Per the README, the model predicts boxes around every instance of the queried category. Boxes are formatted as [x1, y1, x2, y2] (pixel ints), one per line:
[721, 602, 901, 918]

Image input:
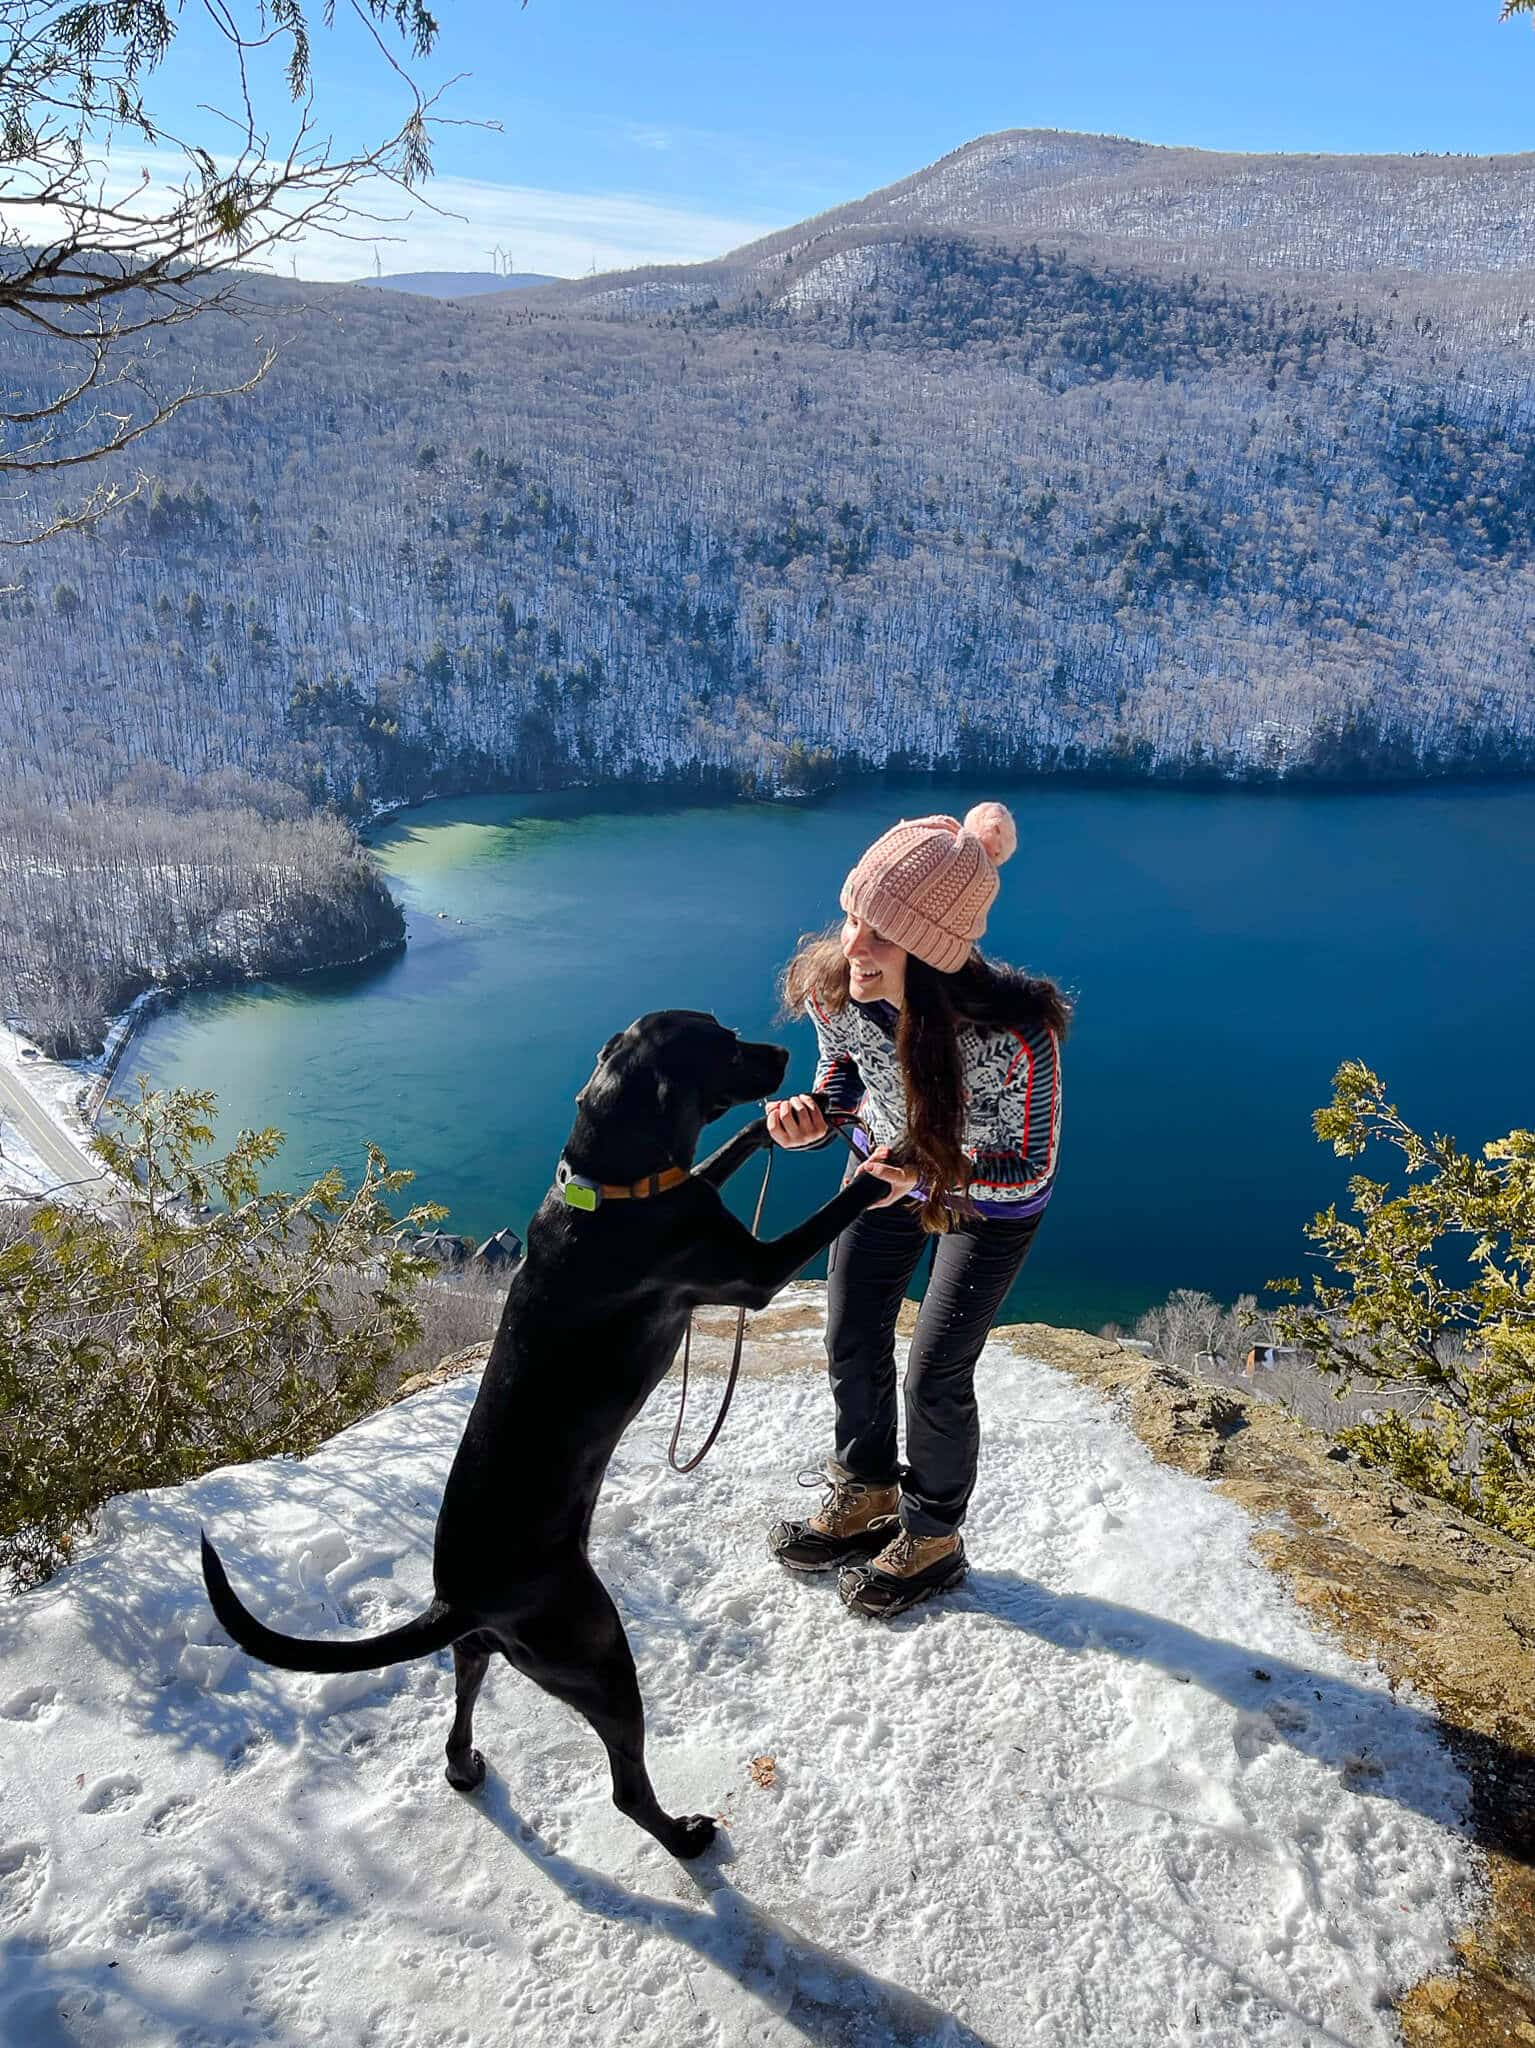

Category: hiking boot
[767, 1464, 900, 1574]
[838, 1527, 967, 1619]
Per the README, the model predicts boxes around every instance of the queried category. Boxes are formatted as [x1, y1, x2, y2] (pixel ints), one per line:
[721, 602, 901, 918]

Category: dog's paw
[665, 1813, 718, 1860]
[445, 1748, 487, 1793]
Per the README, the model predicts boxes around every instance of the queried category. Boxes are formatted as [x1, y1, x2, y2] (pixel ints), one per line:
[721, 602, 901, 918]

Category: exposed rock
[383, 1285, 833, 1402]
[387, 1341, 491, 1404]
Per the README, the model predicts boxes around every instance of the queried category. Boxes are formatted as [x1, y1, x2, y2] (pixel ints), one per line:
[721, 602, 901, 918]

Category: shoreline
[81, 987, 165, 1121]
[0, 931, 406, 1207]
[355, 763, 1535, 845]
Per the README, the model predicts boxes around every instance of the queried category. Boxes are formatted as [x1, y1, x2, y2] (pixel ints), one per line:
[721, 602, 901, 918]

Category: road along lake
[130, 779, 1535, 1332]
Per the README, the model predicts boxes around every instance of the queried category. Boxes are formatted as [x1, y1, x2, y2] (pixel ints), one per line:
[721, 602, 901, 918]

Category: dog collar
[555, 1157, 691, 1213]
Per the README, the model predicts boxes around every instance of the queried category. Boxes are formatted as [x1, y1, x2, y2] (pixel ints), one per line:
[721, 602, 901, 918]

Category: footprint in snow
[80, 1773, 143, 1815]
[143, 1793, 202, 1838]
[0, 1842, 49, 1925]
[0, 1683, 59, 1723]
[224, 1733, 271, 1773]
[298, 1530, 352, 1583]
[1230, 1697, 1313, 1764]
[1266, 1700, 1311, 1733]
[1232, 1711, 1280, 1763]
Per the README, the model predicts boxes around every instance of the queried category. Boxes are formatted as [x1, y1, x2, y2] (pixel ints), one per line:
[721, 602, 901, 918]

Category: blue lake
[130, 780, 1535, 1332]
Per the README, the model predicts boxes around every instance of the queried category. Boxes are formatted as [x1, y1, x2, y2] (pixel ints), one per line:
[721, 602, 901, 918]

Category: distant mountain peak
[503, 126, 1535, 330]
[352, 270, 566, 299]
[725, 125, 1535, 275]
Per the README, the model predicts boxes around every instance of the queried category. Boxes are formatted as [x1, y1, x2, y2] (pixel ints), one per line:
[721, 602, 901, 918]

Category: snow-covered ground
[0, 1097, 57, 1197]
[0, 1030, 92, 1191]
[0, 1034, 96, 1200]
[0, 995, 154, 1201]
[2, 1330, 1480, 2047]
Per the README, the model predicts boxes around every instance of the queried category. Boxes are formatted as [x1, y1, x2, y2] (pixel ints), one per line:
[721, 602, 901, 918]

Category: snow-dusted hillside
[13, 130, 1535, 809]
[726, 129, 1535, 277]
[532, 127, 1535, 319]
[1, 1307, 1480, 2046]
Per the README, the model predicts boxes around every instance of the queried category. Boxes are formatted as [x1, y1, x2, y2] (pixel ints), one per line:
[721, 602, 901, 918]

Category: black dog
[202, 1011, 887, 1858]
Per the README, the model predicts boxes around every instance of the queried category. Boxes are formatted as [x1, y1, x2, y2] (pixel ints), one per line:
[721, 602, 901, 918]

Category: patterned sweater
[806, 993, 1062, 1219]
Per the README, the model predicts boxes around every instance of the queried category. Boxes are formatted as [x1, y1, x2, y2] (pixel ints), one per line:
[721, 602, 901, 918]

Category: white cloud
[308, 170, 775, 281]
[622, 125, 676, 155]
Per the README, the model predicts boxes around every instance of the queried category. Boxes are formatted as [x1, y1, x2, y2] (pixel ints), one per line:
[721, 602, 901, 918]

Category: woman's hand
[856, 1145, 920, 1207]
[765, 1094, 830, 1149]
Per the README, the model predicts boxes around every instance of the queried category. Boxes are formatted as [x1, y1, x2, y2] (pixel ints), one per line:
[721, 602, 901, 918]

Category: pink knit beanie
[840, 803, 1018, 973]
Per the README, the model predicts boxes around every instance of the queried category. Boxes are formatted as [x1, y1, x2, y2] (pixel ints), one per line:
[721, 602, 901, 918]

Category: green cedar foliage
[1272, 1062, 1535, 1545]
[0, 1085, 442, 1589]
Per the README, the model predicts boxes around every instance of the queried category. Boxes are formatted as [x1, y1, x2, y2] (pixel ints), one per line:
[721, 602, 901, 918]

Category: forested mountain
[6, 127, 1535, 816]
[0, 797, 404, 1054]
[522, 126, 1535, 319]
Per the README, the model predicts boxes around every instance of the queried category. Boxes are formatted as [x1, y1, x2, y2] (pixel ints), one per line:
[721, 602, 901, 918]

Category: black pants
[825, 1198, 1041, 1539]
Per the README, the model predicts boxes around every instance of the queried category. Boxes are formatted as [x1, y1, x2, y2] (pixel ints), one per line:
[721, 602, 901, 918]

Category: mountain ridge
[5, 127, 1535, 823]
[352, 270, 565, 297]
[509, 126, 1535, 326]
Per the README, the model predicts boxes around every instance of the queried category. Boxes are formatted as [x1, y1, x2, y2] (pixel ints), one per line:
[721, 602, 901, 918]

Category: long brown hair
[780, 928, 1071, 1233]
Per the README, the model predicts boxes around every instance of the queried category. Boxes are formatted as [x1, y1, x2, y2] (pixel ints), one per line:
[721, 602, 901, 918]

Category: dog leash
[667, 1144, 775, 1472]
[666, 1103, 872, 1473]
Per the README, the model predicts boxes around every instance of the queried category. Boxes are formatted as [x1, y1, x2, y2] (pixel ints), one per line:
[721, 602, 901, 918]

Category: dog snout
[742, 1040, 789, 1097]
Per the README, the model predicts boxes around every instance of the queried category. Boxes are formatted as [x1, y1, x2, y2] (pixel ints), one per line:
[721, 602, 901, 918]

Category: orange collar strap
[555, 1158, 691, 1212]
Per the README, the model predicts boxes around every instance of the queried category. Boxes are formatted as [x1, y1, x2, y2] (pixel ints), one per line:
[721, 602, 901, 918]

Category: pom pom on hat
[962, 802, 1017, 867]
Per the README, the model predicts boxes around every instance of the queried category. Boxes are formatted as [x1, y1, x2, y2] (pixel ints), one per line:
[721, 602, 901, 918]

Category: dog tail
[201, 1532, 465, 1674]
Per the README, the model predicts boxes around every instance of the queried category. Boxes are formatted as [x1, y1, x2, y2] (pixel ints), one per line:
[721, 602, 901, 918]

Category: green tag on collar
[561, 1175, 599, 1212]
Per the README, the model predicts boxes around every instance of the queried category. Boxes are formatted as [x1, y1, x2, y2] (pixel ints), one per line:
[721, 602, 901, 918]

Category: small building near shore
[409, 1230, 473, 1267]
[473, 1228, 523, 1270]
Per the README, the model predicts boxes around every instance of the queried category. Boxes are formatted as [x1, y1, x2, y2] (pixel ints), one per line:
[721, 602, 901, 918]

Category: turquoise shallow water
[130, 780, 1535, 1331]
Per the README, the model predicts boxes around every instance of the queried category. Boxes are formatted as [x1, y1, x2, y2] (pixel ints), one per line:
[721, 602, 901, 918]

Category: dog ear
[648, 1038, 705, 1134]
[575, 1032, 627, 1110]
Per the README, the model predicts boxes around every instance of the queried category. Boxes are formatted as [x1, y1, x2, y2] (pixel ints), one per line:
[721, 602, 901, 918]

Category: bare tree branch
[0, 0, 466, 542]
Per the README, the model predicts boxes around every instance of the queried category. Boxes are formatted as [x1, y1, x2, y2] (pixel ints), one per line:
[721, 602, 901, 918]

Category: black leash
[666, 1099, 872, 1474]
[667, 1142, 774, 1472]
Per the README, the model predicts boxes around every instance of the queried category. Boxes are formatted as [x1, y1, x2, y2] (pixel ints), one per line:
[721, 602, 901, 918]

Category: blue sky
[128, 0, 1535, 277]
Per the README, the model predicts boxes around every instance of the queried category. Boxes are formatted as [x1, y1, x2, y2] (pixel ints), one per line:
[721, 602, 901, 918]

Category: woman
[764, 803, 1069, 1619]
